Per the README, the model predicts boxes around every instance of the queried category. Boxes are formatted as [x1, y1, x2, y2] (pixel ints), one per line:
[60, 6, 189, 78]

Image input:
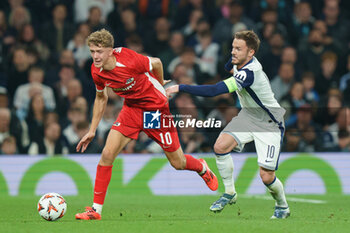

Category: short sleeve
[121, 48, 151, 74]
[233, 69, 254, 89]
[91, 70, 105, 92]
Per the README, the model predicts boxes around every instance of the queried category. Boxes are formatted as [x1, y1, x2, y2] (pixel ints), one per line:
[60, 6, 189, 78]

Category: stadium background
[0, 0, 349, 232]
[0, 0, 350, 155]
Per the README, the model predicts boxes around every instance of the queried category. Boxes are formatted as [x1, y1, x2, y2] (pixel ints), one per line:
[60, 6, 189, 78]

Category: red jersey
[91, 47, 167, 109]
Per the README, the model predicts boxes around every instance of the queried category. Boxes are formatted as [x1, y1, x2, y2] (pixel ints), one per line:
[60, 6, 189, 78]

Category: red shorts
[111, 104, 180, 152]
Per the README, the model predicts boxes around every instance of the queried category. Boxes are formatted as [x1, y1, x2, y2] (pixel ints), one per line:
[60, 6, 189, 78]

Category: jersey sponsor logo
[143, 110, 161, 129]
[112, 80, 136, 92]
[126, 77, 134, 84]
[234, 71, 247, 82]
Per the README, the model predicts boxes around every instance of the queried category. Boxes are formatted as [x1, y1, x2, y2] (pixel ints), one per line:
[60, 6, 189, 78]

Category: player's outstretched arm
[76, 89, 108, 153]
[177, 82, 231, 97]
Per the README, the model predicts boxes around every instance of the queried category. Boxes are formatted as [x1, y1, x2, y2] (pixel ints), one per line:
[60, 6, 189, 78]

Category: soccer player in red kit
[75, 29, 218, 220]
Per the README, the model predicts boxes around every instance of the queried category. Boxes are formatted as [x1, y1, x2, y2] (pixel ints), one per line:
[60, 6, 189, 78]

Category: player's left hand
[76, 132, 95, 153]
[165, 85, 179, 98]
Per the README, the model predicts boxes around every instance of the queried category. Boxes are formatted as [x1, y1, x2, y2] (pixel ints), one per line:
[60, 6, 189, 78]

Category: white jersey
[224, 57, 285, 124]
[223, 57, 285, 170]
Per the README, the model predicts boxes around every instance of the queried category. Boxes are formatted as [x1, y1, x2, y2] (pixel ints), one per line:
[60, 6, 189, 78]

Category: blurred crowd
[0, 0, 350, 156]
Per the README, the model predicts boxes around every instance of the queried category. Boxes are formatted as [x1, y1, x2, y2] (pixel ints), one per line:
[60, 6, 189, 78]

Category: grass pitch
[0, 194, 349, 233]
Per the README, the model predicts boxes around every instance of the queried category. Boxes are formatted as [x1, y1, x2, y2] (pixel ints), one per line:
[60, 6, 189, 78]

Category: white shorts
[222, 110, 285, 170]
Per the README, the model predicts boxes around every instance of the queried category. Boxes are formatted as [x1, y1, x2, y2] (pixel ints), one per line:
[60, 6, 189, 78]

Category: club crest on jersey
[126, 77, 134, 84]
[143, 110, 161, 129]
[113, 122, 121, 127]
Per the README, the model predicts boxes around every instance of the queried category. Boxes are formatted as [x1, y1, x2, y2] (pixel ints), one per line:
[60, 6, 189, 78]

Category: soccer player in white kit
[166, 30, 290, 219]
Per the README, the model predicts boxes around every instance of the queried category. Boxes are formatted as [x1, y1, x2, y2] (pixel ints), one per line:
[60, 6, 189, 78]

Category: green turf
[0, 194, 349, 233]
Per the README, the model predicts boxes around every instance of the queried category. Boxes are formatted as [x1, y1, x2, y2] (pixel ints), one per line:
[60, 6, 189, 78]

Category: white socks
[92, 203, 103, 215]
[266, 177, 288, 208]
[215, 153, 236, 195]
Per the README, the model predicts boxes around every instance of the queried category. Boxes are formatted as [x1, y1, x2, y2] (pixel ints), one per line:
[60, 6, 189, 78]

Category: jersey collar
[238, 57, 254, 71]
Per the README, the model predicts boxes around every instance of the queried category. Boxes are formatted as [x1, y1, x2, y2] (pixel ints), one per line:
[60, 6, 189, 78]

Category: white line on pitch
[241, 194, 326, 204]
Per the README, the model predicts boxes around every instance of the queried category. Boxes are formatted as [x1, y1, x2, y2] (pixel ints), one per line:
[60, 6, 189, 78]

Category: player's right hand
[165, 85, 179, 98]
[162, 79, 172, 86]
[76, 132, 95, 153]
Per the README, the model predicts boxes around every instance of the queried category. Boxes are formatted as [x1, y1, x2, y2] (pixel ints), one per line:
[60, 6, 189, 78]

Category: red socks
[184, 154, 203, 173]
[93, 156, 203, 204]
[93, 164, 113, 205]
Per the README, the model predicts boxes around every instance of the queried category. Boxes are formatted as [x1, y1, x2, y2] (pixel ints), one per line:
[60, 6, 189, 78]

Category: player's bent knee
[100, 148, 116, 166]
[214, 134, 237, 154]
[213, 142, 231, 154]
[261, 175, 274, 185]
[260, 169, 275, 184]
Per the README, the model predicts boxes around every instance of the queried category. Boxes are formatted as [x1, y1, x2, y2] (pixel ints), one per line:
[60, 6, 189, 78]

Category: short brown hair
[234, 30, 260, 55]
[86, 28, 114, 48]
[321, 51, 337, 63]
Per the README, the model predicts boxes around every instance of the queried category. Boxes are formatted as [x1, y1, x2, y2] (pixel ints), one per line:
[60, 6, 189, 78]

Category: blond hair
[234, 30, 260, 55]
[86, 29, 114, 48]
